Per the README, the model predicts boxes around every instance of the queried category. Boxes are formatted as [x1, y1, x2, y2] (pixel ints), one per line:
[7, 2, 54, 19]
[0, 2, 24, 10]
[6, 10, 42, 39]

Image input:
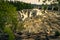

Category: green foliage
[0, 1, 18, 40]
[0, 1, 18, 29]
[4, 27, 15, 40]
[42, 4, 47, 10]
[8, 1, 34, 11]
[55, 31, 60, 36]
[0, 1, 33, 40]
[57, 0, 60, 4]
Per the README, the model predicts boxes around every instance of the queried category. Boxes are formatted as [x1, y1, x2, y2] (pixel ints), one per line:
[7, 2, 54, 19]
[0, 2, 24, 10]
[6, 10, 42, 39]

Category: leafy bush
[0, 1, 18, 40]
[4, 27, 15, 40]
[55, 31, 60, 36]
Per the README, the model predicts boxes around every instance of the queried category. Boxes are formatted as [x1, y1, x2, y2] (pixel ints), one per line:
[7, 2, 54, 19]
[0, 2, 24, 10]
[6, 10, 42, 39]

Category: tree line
[6, 1, 34, 11]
